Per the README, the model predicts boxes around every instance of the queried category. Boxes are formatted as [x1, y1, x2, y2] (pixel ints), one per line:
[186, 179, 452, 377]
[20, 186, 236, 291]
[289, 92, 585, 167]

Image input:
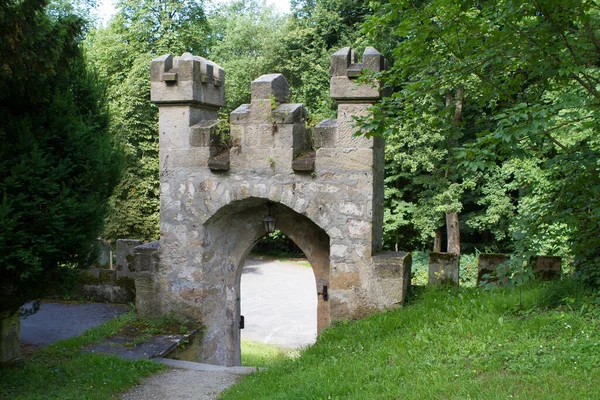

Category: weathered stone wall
[140, 48, 410, 366]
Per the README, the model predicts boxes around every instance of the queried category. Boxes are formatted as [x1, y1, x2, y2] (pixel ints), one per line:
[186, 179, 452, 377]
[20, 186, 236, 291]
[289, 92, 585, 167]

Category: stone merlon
[330, 47, 388, 102]
[150, 53, 225, 108]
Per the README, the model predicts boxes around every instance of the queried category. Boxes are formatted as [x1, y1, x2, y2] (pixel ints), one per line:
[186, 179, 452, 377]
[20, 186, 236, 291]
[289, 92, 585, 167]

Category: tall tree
[363, 0, 600, 281]
[86, 0, 209, 241]
[0, 0, 122, 317]
[206, 0, 286, 114]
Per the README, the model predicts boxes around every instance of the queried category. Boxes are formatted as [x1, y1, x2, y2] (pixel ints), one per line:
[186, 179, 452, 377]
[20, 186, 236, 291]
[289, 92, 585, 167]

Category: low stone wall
[476, 254, 562, 286]
[77, 269, 135, 304]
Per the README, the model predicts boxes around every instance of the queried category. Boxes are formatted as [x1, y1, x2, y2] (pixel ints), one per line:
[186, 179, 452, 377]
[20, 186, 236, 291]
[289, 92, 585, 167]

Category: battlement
[145, 47, 411, 367]
[229, 73, 312, 172]
[150, 53, 225, 108]
[330, 47, 387, 102]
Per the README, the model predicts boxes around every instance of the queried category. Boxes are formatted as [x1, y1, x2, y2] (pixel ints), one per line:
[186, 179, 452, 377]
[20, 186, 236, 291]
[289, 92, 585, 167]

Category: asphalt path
[20, 257, 317, 350]
[241, 257, 317, 348]
[20, 301, 128, 347]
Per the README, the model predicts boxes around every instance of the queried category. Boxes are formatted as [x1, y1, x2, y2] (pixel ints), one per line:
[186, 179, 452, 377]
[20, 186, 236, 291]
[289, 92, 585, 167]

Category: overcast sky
[97, 0, 291, 25]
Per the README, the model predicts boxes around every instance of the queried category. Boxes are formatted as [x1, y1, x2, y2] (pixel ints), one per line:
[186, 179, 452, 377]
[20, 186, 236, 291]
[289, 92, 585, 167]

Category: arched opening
[201, 197, 330, 366]
[240, 233, 317, 364]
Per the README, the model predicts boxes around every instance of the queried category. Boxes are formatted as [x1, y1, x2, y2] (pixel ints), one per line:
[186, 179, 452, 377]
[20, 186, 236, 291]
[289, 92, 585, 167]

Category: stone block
[314, 119, 337, 148]
[373, 251, 412, 307]
[208, 149, 230, 171]
[316, 148, 374, 172]
[330, 76, 382, 102]
[150, 53, 224, 107]
[92, 238, 111, 269]
[532, 256, 561, 280]
[163, 147, 211, 169]
[133, 241, 160, 273]
[230, 104, 251, 124]
[329, 47, 387, 102]
[135, 272, 162, 317]
[477, 253, 511, 286]
[272, 103, 306, 124]
[116, 239, 142, 279]
[337, 104, 374, 148]
[189, 120, 220, 147]
[230, 125, 244, 147]
[428, 252, 460, 286]
[77, 283, 135, 304]
[251, 74, 290, 103]
[249, 99, 273, 124]
[330, 47, 353, 77]
[0, 314, 20, 363]
[362, 47, 387, 73]
[292, 151, 315, 172]
[274, 124, 294, 148]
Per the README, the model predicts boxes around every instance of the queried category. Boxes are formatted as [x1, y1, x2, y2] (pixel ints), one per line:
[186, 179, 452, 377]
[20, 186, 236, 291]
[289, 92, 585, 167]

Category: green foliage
[206, 0, 286, 115]
[0, 0, 123, 317]
[281, 0, 372, 121]
[252, 230, 303, 258]
[85, 0, 210, 242]
[222, 285, 600, 399]
[362, 0, 600, 281]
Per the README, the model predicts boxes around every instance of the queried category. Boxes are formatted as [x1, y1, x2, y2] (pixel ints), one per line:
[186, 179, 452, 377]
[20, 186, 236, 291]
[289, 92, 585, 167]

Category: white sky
[97, 0, 291, 25]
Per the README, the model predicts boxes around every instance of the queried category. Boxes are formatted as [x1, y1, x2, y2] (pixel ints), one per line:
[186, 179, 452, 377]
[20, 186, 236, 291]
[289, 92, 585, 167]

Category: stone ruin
[132, 47, 412, 366]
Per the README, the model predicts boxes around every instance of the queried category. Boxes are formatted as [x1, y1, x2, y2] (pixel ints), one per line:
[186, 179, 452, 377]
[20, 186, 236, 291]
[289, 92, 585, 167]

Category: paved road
[241, 257, 317, 348]
[21, 257, 317, 350]
[21, 301, 128, 346]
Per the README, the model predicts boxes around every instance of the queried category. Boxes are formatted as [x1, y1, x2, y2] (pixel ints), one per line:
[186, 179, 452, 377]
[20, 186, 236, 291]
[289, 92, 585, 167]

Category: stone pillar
[116, 239, 143, 279]
[477, 253, 510, 286]
[428, 252, 460, 286]
[0, 313, 21, 363]
[315, 47, 410, 319]
[150, 52, 225, 177]
[133, 241, 162, 316]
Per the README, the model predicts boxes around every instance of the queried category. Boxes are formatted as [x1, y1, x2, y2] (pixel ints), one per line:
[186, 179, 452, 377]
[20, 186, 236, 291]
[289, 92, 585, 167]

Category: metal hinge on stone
[239, 315, 245, 329]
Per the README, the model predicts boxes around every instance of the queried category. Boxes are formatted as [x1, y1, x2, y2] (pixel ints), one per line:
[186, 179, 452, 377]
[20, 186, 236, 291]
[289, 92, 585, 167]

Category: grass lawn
[222, 281, 600, 399]
[0, 311, 198, 399]
[241, 339, 300, 367]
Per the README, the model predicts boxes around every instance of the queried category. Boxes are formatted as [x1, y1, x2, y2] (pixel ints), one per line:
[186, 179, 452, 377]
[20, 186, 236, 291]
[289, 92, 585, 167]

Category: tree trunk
[433, 227, 443, 252]
[444, 88, 464, 255]
[446, 212, 460, 255]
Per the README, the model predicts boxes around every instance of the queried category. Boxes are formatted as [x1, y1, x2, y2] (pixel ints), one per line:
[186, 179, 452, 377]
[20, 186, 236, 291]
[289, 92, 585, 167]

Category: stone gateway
[134, 47, 411, 366]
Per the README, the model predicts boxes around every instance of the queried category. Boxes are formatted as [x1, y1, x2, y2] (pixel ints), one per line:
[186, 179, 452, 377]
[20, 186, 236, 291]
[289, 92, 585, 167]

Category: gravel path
[122, 368, 241, 400]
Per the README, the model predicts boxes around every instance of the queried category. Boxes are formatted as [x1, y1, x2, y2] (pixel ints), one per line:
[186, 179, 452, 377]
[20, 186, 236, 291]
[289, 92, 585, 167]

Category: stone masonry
[137, 48, 411, 366]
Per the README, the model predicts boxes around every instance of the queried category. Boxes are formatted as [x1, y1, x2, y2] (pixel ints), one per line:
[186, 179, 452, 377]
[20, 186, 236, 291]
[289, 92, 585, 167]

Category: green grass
[241, 339, 299, 367]
[0, 311, 173, 399]
[221, 281, 600, 399]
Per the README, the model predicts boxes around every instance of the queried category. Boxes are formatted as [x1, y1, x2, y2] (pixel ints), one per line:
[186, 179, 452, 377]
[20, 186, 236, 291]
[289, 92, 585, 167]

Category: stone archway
[201, 198, 329, 365]
[134, 47, 412, 366]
